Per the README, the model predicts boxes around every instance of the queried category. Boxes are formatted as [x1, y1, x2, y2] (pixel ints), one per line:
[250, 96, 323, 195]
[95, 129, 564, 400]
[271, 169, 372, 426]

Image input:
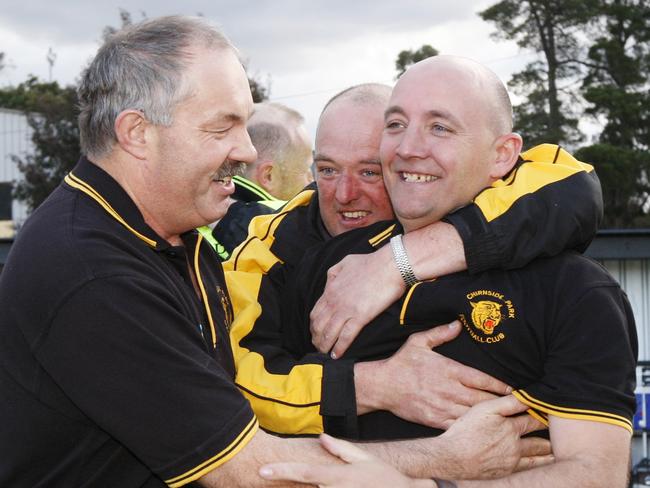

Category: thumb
[319, 434, 372, 464]
[409, 320, 462, 349]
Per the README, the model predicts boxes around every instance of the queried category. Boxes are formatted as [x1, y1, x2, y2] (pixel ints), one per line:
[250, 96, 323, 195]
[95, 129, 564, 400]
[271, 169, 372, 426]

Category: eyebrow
[384, 105, 464, 129]
[313, 153, 382, 166]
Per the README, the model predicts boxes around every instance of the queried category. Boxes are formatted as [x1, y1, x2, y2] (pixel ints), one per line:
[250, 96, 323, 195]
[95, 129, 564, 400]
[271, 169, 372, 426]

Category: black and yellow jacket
[203, 176, 285, 260]
[225, 144, 604, 436]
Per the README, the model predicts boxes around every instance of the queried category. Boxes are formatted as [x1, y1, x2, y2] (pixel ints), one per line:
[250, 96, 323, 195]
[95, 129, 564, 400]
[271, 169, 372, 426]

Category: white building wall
[602, 259, 650, 361]
[0, 108, 32, 229]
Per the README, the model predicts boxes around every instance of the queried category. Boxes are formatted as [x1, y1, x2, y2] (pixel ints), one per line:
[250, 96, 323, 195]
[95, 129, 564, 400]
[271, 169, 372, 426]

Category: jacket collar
[64, 156, 173, 251]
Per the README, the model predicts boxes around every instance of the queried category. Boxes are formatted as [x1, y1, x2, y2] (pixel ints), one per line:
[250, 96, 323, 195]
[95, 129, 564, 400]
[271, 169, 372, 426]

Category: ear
[114, 109, 149, 160]
[254, 159, 276, 194]
[489, 132, 523, 180]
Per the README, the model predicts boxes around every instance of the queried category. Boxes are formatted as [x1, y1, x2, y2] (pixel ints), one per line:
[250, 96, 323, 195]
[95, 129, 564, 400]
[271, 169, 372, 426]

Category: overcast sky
[0, 0, 536, 138]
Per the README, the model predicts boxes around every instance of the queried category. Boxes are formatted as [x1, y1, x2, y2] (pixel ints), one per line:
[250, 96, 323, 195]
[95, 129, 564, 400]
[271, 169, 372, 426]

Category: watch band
[389, 234, 419, 288]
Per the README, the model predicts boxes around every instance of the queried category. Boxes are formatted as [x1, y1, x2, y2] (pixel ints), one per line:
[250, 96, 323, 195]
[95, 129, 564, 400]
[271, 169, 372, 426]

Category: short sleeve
[35, 274, 257, 486]
[514, 283, 637, 433]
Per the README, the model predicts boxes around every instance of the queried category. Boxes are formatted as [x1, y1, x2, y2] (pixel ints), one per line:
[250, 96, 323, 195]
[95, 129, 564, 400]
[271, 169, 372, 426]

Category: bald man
[261, 55, 636, 487]
[226, 81, 604, 439]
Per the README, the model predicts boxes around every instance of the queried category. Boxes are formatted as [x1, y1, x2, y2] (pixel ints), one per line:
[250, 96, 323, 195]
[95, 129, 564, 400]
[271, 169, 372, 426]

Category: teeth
[342, 211, 369, 219]
[401, 172, 438, 183]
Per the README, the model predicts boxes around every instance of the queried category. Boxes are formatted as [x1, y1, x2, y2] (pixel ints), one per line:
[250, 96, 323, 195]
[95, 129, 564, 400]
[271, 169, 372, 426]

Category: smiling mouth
[340, 211, 370, 220]
[400, 171, 438, 183]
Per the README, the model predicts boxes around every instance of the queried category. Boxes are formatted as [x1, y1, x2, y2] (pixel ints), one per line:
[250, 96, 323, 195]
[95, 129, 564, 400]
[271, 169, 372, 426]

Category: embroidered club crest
[470, 300, 502, 335]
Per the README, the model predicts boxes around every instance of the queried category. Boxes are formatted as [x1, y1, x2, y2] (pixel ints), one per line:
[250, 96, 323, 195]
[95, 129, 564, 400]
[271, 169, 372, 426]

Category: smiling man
[0, 17, 555, 487]
[260, 55, 637, 487]
[226, 83, 605, 439]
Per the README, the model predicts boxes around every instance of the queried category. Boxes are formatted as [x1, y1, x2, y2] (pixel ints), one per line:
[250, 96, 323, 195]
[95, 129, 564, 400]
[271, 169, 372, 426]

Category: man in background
[206, 102, 313, 258]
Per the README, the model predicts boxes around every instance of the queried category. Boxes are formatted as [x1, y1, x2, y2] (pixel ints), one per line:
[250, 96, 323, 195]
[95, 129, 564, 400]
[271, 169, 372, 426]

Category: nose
[396, 126, 427, 160]
[231, 127, 258, 166]
[335, 173, 360, 204]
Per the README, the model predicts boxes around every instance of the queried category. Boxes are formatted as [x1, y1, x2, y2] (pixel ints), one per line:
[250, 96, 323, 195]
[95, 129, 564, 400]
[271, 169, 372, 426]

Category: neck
[93, 152, 184, 246]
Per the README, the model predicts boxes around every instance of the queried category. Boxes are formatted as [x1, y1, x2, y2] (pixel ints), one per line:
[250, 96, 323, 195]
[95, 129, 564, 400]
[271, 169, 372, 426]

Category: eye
[432, 123, 450, 134]
[201, 127, 231, 138]
[317, 166, 337, 177]
[361, 168, 381, 178]
[385, 120, 406, 130]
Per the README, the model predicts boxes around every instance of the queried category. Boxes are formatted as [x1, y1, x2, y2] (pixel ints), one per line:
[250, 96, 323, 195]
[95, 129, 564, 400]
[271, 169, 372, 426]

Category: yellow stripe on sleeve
[513, 390, 633, 433]
[165, 417, 259, 487]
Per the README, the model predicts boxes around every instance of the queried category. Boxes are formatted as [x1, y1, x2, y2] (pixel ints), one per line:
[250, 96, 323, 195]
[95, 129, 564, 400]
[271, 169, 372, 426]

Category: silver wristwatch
[389, 234, 419, 288]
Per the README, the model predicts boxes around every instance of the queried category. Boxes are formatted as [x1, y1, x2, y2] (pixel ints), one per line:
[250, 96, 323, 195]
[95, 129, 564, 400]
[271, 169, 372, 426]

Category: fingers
[319, 434, 372, 463]
[515, 454, 555, 472]
[407, 321, 462, 349]
[310, 299, 338, 353]
[456, 365, 512, 397]
[330, 319, 365, 359]
[518, 436, 552, 458]
[259, 461, 329, 483]
[509, 410, 547, 436]
[481, 394, 529, 417]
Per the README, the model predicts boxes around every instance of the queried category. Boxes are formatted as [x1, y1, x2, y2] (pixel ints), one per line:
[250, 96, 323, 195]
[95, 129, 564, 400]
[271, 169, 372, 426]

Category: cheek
[365, 185, 393, 216]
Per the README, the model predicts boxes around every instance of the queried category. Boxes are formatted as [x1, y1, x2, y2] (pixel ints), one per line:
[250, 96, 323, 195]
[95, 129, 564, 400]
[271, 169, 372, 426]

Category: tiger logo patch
[470, 300, 502, 335]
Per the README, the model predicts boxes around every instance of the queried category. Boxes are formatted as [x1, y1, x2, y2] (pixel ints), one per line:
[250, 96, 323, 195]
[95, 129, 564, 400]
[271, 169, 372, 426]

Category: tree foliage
[480, 0, 649, 227]
[479, 0, 596, 146]
[576, 0, 650, 227]
[0, 77, 80, 211]
[395, 44, 439, 78]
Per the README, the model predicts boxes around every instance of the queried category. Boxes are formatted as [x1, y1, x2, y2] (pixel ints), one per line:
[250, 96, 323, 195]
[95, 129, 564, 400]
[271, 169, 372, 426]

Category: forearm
[457, 455, 628, 488]
[363, 436, 463, 480]
[200, 430, 341, 487]
[402, 221, 467, 280]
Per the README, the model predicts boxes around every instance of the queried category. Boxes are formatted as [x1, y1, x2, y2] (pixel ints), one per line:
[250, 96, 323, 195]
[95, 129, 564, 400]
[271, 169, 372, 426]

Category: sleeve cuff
[443, 205, 503, 274]
[320, 359, 359, 439]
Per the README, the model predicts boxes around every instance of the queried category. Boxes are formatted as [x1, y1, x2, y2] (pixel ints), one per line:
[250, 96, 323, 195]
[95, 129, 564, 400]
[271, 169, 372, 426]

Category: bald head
[381, 55, 523, 233]
[399, 55, 513, 136]
[316, 83, 392, 143]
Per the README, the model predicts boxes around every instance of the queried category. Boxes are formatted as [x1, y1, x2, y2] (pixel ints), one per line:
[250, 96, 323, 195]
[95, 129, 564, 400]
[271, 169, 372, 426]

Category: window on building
[0, 182, 13, 220]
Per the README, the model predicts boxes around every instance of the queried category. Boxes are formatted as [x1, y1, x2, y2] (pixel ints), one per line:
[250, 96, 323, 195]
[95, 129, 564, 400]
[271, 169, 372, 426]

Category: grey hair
[78, 15, 234, 159]
[246, 102, 305, 166]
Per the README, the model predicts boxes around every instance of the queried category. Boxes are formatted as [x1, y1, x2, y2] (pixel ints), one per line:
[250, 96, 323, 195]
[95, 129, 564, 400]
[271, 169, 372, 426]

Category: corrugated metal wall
[601, 259, 650, 361]
[0, 108, 32, 227]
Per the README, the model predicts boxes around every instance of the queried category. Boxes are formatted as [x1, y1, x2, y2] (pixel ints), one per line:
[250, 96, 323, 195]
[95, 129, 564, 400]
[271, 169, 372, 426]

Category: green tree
[480, 0, 596, 146]
[576, 0, 650, 227]
[395, 44, 439, 78]
[0, 77, 80, 212]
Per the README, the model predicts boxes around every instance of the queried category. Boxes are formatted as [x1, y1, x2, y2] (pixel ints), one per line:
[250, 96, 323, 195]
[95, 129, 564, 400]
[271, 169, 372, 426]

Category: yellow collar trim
[65, 172, 157, 248]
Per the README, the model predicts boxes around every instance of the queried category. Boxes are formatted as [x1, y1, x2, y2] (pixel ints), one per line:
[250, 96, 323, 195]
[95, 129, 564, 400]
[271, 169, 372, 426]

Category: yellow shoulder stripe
[475, 144, 595, 223]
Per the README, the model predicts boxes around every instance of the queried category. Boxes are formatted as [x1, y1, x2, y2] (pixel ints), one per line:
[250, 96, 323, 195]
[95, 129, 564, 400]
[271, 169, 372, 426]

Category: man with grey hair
[0, 16, 552, 488]
[208, 102, 313, 258]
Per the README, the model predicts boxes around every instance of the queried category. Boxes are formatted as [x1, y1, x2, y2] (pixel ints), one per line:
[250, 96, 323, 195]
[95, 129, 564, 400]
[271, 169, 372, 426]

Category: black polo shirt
[284, 220, 638, 440]
[0, 157, 257, 487]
